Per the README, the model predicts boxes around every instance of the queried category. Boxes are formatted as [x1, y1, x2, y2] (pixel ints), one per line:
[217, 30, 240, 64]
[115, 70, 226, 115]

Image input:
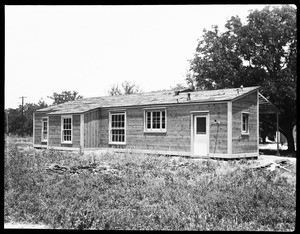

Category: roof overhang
[259, 92, 279, 114]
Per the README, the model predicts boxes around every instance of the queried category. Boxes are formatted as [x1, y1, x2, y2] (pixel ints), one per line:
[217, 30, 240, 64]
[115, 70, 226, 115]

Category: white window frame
[241, 112, 249, 135]
[144, 108, 167, 133]
[41, 117, 48, 142]
[109, 111, 126, 145]
[61, 115, 73, 144]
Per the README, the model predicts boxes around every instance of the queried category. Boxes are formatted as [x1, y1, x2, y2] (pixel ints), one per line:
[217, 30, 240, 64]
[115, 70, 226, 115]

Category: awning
[258, 92, 281, 155]
[259, 92, 279, 114]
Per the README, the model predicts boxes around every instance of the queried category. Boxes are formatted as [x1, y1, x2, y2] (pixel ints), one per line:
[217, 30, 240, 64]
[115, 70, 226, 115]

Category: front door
[193, 115, 208, 156]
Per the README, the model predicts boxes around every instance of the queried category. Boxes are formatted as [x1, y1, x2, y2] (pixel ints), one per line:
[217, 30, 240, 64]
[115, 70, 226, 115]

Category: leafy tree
[48, 91, 83, 105]
[6, 108, 22, 136]
[6, 99, 49, 136]
[108, 81, 141, 96]
[188, 5, 296, 151]
[170, 83, 189, 91]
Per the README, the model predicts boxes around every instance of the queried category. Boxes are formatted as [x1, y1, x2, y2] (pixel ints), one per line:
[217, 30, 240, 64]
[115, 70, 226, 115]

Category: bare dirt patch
[4, 222, 50, 229]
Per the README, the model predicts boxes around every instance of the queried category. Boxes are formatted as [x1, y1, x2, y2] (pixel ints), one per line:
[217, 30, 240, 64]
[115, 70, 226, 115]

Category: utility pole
[19, 96, 27, 137]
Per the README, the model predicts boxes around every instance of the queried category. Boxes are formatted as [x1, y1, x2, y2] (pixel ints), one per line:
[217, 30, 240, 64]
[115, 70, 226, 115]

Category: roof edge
[46, 99, 232, 115]
[231, 86, 260, 102]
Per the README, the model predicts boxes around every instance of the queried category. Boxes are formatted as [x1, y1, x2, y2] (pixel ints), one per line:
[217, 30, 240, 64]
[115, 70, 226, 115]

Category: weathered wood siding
[98, 102, 228, 154]
[84, 109, 101, 148]
[48, 115, 81, 147]
[232, 92, 258, 154]
[33, 112, 47, 144]
[72, 115, 81, 147]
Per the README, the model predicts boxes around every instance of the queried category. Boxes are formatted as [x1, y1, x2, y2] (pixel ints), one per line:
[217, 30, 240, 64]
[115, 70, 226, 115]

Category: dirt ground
[4, 222, 50, 229]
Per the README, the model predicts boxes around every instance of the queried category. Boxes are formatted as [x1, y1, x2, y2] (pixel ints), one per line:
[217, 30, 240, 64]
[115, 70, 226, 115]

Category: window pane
[147, 112, 151, 129]
[62, 117, 72, 142]
[242, 114, 249, 132]
[152, 111, 160, 129]
[42, 119, 47, 141]
[111, 114, 125, 143]
[161, 111, 165, 129]
[196, 117, 206, 134]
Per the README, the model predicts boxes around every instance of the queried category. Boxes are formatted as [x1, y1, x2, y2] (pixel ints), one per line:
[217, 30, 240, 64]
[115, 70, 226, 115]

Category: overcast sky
[5, 4, 276, 108]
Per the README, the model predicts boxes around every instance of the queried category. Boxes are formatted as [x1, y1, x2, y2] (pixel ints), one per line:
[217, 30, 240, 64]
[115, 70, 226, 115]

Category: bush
[4, 139, 296, 230]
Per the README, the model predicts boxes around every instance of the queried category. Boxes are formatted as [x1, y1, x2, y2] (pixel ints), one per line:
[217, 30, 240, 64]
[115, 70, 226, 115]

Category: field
[4, 136, 296, 230]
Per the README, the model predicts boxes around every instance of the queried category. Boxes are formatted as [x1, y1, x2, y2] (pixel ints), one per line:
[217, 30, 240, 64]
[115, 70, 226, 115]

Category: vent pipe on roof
[187, 93, 191, 101]
[236, 85, 244, 95]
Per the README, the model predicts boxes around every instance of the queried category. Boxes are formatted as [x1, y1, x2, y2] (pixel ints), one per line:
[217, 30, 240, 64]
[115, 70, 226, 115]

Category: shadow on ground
[259, 149, 296, 158]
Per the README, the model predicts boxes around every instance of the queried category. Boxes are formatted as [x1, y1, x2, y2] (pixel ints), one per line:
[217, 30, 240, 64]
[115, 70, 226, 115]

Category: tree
[48, 91, 83, 105]
[108, 84, 122, 96]
[108, 81, 141, 96]
[6, 99, 49, 136]
[188, 5, 296, 152]
[170, 83, 188, 91]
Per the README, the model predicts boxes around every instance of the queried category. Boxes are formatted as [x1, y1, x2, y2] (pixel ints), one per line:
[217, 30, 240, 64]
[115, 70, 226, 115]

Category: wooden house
[33, 86, 267, 159]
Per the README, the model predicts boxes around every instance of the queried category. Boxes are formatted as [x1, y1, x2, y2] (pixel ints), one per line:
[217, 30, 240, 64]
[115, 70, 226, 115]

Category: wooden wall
[96, 102, 228, 154]
[232, 91, 258, 154]
[84, 109, 101, 148]
[33, 112, 47, 145]
[34, 92, 258, 156]
[47, 115, 81, 147]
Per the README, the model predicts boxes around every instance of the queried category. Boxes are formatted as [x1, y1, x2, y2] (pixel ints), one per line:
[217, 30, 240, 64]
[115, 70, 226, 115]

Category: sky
[5, 4, 277, 109]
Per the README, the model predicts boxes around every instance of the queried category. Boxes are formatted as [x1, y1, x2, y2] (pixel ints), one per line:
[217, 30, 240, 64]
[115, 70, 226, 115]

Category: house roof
[36, 86, 260, 115]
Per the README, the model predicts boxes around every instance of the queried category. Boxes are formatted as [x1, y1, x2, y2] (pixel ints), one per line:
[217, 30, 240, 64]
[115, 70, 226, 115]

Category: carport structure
[258, 92, 281, 155]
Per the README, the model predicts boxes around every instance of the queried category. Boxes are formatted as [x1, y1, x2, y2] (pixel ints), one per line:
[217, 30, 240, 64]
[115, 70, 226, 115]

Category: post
[80, 114, 84, 152]
[19, 96, 27, 137]
[276, 111, 280, 156]
[227, 101, 232, 155]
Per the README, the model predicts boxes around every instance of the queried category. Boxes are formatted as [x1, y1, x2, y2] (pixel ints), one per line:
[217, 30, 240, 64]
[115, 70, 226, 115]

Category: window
[61, 116, 72, 143]
[196, 117, 206, 134]
[145, 109, 166, 132]
[42, 118, 48, 142]
[109, 112, 126, 144]
[242, 113, 249, 134]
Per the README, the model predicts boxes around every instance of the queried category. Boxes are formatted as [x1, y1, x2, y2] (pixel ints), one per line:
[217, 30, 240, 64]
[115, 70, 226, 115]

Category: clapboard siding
[97, 102, 228, 154]
[48, 115, 81, 147]
[84, 109, 101, 148]
[48, 115, 61, 146]
[232, 92, 258, 154]
[72, 115, 81, 147]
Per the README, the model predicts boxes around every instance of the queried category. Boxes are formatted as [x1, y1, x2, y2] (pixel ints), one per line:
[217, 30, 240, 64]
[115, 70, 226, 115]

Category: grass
[4, 136, 296, 230]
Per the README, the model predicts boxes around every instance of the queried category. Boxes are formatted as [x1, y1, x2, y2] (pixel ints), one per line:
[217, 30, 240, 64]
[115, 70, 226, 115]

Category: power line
[19, 96, 27, 137]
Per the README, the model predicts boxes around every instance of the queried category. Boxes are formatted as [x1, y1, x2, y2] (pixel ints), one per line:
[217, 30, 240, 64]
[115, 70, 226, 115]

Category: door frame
[190, 111, 210, 156]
